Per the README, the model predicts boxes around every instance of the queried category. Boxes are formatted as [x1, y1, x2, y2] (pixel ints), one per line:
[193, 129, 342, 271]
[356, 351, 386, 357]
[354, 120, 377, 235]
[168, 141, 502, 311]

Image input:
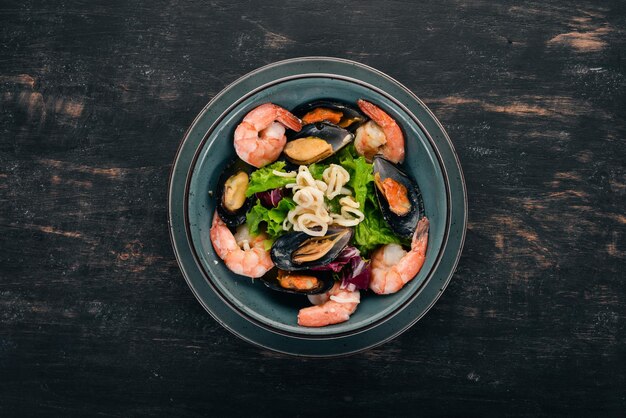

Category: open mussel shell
[283, 122, 354, 165]
[292, 99, 366, 130]
[260, 268, 334, 295]
[270, 227, 353, 271]
[373, 155, 424, 239]
[215, 160, 254, 228]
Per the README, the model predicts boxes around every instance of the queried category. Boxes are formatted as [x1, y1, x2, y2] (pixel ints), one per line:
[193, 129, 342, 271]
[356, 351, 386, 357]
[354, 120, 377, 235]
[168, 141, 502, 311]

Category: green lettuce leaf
[308, 162, 329, 180]
[348, 157, 374, 208]
[246, 161, 296, 197]
[354, 201, 405, 255]
[326, 197, 341, 213]
[246, 197, 295, 239]
[336, 145, 373, 209]
[333, 143, 360, 162]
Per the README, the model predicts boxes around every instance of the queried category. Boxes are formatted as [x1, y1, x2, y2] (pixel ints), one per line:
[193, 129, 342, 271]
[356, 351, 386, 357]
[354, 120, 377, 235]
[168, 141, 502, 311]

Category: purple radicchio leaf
[256, 188, 284, 208]
[341, 256, 371, 291]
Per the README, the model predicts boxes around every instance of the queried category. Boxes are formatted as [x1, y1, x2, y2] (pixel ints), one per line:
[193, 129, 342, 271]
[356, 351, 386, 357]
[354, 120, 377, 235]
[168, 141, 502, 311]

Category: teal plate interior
[169, 57, 467, 356]
[188, 77, 446, 335]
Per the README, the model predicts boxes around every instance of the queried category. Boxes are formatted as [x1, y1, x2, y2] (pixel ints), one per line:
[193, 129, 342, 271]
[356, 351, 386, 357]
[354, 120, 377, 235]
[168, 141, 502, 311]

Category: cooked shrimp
[234, 103, 302, 168]
[355, 99, 405, 163]
[210, 212, 274, 278]
[370, 217, 429, 294]
[298, 282, 360, 327]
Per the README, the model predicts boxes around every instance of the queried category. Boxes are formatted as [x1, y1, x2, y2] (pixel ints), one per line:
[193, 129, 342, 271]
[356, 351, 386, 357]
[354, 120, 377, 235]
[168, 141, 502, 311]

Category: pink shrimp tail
[234, 103, 302, 168]
[210, 211, 274, 278]
[297, 301, 355, 327]
[413, 217, 430, 247]
[297, 284, 360, 327]
[404, 217, 429, 278]
[210, 212, 235, 260]
[275, 107, 302, 132]
[369, 216, 430, 295]
[357, 99, 405, 163]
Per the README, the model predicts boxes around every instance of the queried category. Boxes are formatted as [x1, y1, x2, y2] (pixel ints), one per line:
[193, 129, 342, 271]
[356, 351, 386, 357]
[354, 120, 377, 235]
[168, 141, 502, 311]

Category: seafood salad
[209, 99, 429, 327]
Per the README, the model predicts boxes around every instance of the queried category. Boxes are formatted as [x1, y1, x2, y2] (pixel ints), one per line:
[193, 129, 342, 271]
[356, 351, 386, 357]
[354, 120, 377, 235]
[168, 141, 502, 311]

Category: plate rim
[168, 56, 468, 357]
[185, 73, 451, 336]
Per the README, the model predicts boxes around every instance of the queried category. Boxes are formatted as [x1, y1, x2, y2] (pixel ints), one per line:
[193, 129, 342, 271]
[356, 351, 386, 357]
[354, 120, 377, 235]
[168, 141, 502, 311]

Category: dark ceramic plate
[168, 57, 467, 357]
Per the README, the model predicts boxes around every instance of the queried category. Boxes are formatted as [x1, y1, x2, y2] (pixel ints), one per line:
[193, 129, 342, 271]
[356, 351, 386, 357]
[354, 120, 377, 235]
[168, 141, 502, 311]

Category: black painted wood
[1, 1, 625, 416]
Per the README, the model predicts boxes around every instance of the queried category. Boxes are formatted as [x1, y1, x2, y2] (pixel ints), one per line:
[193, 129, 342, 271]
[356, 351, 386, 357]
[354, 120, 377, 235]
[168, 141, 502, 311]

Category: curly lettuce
[245, 197, 295, 239]
[354, 198, 405, 254]
[245, 161, 296, 197]
[308, 162, 329, 180]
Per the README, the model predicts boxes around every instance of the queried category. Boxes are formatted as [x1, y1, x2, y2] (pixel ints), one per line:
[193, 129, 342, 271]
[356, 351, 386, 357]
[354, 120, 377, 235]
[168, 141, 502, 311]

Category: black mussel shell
[260, 268, 334, 295]
[290, 122, 354, 143]
[373, 155, 423, 239]
[270, 228, 353, 271]
[292, 99, 367, 131]
[283, 122, 354, 165]
[215, 160, 254, 228]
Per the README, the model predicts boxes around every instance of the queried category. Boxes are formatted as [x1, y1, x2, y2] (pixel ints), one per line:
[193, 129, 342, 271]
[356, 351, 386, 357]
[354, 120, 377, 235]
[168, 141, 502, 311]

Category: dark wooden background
[1, 0, 625, 416]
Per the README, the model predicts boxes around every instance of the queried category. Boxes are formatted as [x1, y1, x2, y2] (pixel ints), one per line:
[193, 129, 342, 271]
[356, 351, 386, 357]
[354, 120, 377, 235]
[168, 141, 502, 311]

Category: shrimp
[297, 282, 360, 327]
[355, 99, 405, 163]
[234, 103, 302, 168]
[370, 217, 429, 294]
[210, 212, 274, 278]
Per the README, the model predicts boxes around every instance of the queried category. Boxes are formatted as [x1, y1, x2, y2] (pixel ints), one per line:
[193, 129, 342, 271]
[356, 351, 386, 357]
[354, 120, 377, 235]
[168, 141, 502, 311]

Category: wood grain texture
[1, 0, 625, 416]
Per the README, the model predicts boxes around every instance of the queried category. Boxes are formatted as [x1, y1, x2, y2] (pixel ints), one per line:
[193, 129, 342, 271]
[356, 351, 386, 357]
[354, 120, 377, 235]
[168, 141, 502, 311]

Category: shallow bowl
[169, 57, 467, 356]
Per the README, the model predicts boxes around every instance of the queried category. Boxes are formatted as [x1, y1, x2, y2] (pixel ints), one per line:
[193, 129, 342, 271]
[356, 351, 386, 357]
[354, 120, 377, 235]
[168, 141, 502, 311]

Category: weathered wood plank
[0, 0, 624, 415]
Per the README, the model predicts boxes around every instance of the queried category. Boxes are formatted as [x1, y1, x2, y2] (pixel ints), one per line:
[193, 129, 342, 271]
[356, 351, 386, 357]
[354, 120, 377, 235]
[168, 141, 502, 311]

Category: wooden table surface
[1, 1, 625, 416]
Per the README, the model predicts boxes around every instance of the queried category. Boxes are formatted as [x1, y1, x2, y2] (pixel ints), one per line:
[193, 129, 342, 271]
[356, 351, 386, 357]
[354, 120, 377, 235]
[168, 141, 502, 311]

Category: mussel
[270, 227, 353, 271]
[292, 99, 366, 130]
[372, 155, 424, 239]
[283, 122, 353, 165]
[261, 268, 334, 295]
[215, 160, 254, 228]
